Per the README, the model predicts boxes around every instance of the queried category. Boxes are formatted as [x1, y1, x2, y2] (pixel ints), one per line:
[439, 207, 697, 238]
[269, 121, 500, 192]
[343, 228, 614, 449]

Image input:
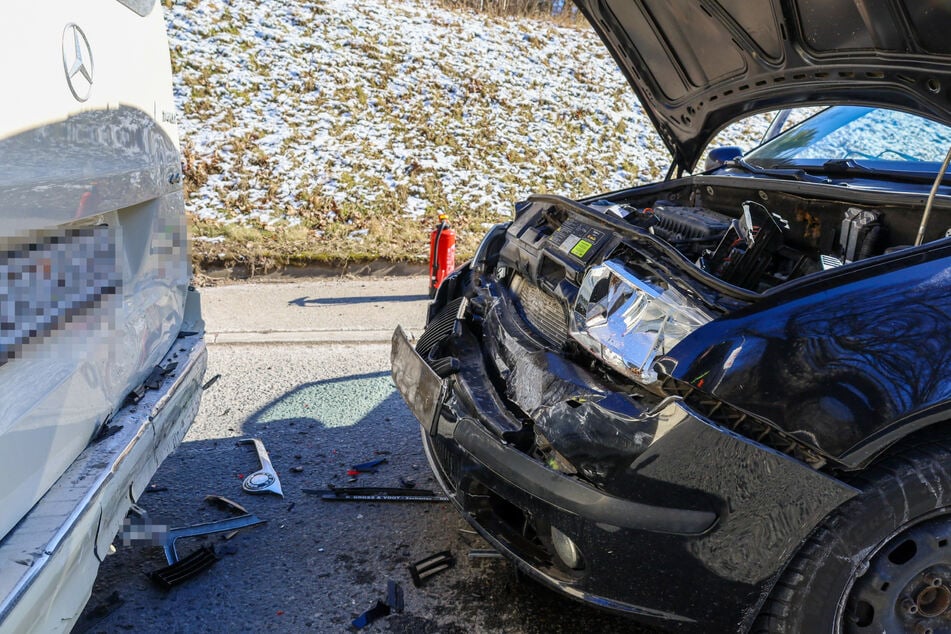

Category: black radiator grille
[416, 297, 464, 357]
[430, 436, 460, 492]
[509, 275, 568, 348]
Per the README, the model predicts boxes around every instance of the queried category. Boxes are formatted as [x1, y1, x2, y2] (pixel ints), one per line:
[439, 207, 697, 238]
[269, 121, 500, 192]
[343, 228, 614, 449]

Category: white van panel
[0, 1, 193, 544]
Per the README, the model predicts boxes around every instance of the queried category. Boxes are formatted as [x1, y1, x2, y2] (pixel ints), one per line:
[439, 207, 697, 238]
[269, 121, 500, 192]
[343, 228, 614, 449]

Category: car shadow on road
[288, 294, 429, 307]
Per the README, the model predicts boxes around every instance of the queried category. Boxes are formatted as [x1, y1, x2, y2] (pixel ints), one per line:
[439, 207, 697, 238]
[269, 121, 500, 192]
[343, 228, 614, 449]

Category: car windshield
[745, 106, 951, 173]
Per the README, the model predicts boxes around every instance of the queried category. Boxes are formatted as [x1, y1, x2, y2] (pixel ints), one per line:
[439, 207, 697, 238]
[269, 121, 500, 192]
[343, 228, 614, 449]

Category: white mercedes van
[0, 2, 206, 631]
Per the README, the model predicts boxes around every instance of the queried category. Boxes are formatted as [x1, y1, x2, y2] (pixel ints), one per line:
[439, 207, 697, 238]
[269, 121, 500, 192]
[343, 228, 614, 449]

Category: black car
[391, 1, 951, 632]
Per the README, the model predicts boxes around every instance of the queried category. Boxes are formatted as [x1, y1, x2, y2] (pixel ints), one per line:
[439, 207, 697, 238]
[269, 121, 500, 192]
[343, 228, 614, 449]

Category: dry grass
[432, 0, 587, 24]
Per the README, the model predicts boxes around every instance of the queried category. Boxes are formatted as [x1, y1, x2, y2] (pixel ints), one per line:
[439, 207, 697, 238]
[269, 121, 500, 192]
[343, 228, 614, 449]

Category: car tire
[755, 433, 951, 633]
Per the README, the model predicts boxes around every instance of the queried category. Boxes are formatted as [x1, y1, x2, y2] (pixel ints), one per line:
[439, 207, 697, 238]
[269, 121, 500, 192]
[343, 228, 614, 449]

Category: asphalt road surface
[77, 279, 660, 633]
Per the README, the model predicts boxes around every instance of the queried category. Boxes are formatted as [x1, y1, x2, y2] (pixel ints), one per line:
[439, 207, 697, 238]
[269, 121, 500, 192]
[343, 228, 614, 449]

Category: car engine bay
[497, 180, 951, 303]
[478, 180, 951, 392]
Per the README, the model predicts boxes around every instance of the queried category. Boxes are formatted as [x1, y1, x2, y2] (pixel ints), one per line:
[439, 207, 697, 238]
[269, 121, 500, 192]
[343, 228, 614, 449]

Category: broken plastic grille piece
[148, 546, 218, 589]
[408, 551, 455, 587]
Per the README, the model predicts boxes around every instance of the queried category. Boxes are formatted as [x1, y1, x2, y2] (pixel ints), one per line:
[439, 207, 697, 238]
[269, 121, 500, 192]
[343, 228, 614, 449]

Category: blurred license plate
[0, 225, 118, 365]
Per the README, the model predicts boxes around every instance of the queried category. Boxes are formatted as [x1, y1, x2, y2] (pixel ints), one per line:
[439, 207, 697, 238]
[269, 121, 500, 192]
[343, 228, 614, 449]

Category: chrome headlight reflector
[569, 259, 712, 384]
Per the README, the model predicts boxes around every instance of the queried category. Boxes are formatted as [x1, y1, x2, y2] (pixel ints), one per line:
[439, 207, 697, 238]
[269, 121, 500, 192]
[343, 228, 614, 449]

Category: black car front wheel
[757, 433, 951, 633]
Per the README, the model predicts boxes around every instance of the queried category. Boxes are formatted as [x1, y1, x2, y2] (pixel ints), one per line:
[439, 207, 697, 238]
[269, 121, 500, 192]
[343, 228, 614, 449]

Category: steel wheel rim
[840, 513, 951, 634]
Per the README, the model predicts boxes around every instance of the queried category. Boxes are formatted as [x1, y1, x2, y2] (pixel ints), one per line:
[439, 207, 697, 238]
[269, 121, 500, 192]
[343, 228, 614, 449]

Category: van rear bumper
[0, 332, 207, 634]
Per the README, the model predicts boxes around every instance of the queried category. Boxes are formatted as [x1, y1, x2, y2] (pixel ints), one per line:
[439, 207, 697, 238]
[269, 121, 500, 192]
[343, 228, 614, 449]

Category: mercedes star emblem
[62, 24, 94, 102]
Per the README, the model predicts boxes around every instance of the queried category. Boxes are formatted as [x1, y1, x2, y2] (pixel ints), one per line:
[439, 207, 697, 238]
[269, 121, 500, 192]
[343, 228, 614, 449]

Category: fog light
[551, 526, 584, 570]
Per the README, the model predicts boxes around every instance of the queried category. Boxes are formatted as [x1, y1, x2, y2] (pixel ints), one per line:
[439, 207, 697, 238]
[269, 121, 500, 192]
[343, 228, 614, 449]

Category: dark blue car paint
[661, 243, 951, 464]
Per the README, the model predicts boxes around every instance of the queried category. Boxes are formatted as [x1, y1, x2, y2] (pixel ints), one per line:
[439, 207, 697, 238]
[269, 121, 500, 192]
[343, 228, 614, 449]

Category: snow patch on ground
[167, 0, 769, 229]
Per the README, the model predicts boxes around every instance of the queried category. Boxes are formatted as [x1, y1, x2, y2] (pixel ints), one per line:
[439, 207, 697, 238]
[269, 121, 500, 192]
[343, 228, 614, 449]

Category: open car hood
[574, 0, 951, 172]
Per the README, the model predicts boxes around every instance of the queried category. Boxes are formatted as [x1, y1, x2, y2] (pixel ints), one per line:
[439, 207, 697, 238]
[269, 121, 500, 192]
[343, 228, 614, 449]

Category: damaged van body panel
[0, 106, 190, 543]
[0, 2, 205, 631]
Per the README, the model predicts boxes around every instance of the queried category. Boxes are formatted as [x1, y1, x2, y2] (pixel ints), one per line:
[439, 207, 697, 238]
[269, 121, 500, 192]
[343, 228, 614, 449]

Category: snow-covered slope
[167, 0, 768, 233]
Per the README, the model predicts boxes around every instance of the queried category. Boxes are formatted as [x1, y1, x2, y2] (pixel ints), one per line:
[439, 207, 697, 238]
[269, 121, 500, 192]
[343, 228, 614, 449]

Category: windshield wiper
[725, 157, 829, 184]
[818, 159, 869, 173]
[810, 159, 951, 185]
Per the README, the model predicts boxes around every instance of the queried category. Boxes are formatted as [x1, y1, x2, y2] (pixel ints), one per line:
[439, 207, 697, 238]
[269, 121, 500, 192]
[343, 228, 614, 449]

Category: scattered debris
[148, 546, 219, 590]
[161, 514, 267, 564]
[351, 600, 390, 630]
[146, 363, 177, 389]
[408, 551, 455, 587]
[304, 487, 448, 503]
[146, 512, 267, 588]
[398, 476, 416, 489]
[201, 373, 221, 391]
[204, 495, 249, 515]
[93, 423, 123, 442]
[351, 457, 387, 473]
[387, 580, 404, 614]
[238, 438, 284, 497]
[203, 495, 246, 514]
[144, 484, 168, 494]
[126, 362, 178, 404]
[351, 580, 404, 630]
[289, 466, 304, 473]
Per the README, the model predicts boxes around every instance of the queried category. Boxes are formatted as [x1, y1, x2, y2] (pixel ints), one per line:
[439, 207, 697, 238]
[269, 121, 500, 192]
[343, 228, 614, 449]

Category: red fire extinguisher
[428, 213, 456, 298]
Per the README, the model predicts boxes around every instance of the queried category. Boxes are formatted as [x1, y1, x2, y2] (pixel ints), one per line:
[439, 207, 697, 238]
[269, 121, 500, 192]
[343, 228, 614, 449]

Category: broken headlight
[569, 259, 712, 384]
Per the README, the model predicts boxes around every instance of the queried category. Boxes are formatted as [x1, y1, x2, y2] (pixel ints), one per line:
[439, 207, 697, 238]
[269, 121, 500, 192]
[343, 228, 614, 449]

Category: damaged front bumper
[392, 308, 856, 632]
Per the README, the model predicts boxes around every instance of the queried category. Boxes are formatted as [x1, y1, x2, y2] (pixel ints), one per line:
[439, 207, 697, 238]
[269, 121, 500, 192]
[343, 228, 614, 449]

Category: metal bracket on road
[238, 438, 284, 497]
[303, 487, 448, 503]
[146, 511, 266, 589]
[162, 514, 267, 564]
